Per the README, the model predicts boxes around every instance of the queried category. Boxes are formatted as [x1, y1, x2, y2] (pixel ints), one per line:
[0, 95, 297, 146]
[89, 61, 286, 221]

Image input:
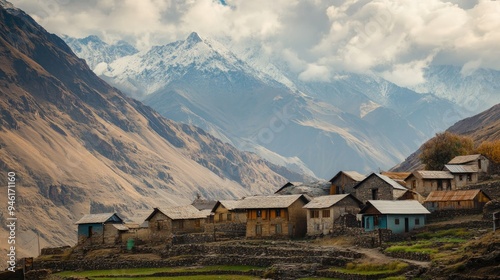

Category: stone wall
[355, 176, 394, 203]
[427, 208, 484, 223]
[204, 223, 246, 239]
[460, 180, 500, 200]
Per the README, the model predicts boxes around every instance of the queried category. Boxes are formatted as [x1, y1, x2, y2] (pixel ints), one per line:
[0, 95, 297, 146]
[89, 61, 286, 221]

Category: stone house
[329, 171, 365, 195]
[448, 154, 489, 173]
[423, 189, 491, 212]
[381, 172, 411, 187]
[354, 173, 408, 203]
[211, 200, 247, 223]
[145, 205, 207, 242]
[236, 194, 310, 238]
[405, 170, 455, 196]
[75, 213, 125, 245]
[303, 194, 363, 236]
[444, 164, 479, 188]
[359, 200, 430, 234]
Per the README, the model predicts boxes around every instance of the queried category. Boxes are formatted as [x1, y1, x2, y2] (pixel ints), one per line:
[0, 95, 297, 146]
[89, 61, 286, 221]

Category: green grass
[385, 241, 438, 255]
[56, 265, 264, 278]
[94, 276, 259, 280]
[416, 228, 472, 239]
[330, 261, 408, 276]
[298, 278, 341, 280]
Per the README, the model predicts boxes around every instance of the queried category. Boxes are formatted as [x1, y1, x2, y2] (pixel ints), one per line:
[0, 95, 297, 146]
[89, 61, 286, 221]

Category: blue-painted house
[359, 200, 430, 234]
[75, 213, 125, 244]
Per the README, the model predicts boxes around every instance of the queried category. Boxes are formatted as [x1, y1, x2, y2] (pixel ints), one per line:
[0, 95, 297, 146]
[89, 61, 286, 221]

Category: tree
[476, 140, 500, 163]
[419, 132, 474, 170]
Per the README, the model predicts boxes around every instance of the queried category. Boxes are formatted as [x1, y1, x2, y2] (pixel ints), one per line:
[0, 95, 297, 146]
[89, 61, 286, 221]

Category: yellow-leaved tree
[420, 132, 474, 170]
[476, 140, 500, 163]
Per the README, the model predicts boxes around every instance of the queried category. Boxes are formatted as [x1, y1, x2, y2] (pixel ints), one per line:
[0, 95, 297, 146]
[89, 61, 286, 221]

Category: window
[371, 188, 379, 200]
[275, 209, 281, 217]
[374, 216, 379, 226]
[227, 213, 232, 221]
[437, 180, 443, 191]
[322, 210, 330, 218]
[256, 210, 262, 218]
[459, 175, 463, 181]
[478, 159, 482, 169]
[255, 225, 262, 236]
[412, 180, 416, 190]
[311, 210, 320, 218]
[395, 218, 400, 225]
[415, 218, 420, 225]
[467, 174, 472, 181]
[219, 213, 224, 222]
[275, 224, 282, 234]
[446, 181, 452, 190]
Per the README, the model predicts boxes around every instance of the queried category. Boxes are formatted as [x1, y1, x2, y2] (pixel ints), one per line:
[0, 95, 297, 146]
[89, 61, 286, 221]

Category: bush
[476, 140, 500, 163]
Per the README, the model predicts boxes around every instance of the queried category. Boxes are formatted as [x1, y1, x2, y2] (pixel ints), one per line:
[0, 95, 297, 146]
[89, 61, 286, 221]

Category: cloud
[298, 63, 331, 82]
[9, 0, 500, 87]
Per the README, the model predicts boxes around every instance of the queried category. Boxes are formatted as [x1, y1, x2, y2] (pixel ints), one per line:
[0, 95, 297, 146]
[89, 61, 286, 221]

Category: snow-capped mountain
[65, 33, 464, 179]
[63, 35, 138, 70]
[411, 65, 500, 114]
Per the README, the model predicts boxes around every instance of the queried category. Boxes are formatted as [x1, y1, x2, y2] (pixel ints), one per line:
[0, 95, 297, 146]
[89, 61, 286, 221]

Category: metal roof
[381, 172, 411, 181]
[191, 199, 218, 210]
[444, 164, 478, 173]
[218, 200, 242, 210]
[361, 200, 430, 215]
[448, 154, 481, 164]
[75, 213, 123, 225]
[424, 190, 487, 202]
[372, 173, 408, 190]
[112, 224, 129, 231]
[147, 205, 208, 220]
[329, 171, 366, 182]
[236, 194, 308, 209]
[413, 170, 454, 179]
[303, 194, 360, 209]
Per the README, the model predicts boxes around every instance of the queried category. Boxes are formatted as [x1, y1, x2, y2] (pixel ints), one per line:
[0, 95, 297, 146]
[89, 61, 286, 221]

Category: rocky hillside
[391, 103, 500, 171]
[0, 2, 310, 263]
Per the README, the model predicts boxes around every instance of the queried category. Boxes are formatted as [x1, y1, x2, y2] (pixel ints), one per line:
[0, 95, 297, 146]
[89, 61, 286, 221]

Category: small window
[395, 218, 400, 225]
[275, 209, 281, 217]
[227, 213, 232, 221]
[478, 159, 482, 169]
[371, 188, 379, 200]
[275, 224, 282, 234]
[311, 210, 320, 218]
[322, 210, 330, 218]
[415, 218, 420, 225]
[467, 174, 472, 181]
[219, 213, 224, 222]
[458, 201, 461, 206]
[374, 216, 379, 226]
[256, 210, 262, 218]
[366, 218, 370, 229]
[255, 225, 262, 236]
[459, 175, 463, 181]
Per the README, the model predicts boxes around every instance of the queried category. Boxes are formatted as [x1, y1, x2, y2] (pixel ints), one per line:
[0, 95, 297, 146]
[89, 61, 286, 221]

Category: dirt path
[353, 247, 431, 268]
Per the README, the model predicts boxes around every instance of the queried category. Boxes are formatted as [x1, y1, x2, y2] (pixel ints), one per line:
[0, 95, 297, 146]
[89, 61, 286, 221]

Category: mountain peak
[186, 32, 202, 44]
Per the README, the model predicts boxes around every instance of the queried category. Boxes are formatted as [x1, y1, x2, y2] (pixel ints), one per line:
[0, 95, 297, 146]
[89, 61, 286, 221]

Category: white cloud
[9, 0, 500, 87]
[298, 63, 331, 82]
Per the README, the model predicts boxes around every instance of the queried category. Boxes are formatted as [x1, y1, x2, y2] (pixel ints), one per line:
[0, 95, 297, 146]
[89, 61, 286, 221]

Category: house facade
[405, 170, 455, 196]
[354, 173, 408, 203]
[444, 164, 479, 187]
[329, 171, 365, 195]
[448, 154, 489, 173]
[303, 194, 362, 236]
[237, 194, 310, 238]
[145, 205, 207, 242]
[212, 200, 247, 223]
[359, 200, 430, 234]
[423, 190, 491, 212]
[76, 213, 125, 244]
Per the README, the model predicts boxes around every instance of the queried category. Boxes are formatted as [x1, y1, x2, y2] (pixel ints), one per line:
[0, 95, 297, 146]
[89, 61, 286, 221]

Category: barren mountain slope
[0, 3, 310, 264]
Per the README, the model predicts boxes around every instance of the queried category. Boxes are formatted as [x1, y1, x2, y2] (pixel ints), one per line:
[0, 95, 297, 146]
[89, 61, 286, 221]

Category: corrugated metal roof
[444, 164, 478, 173]
[424, 190, 483, 202]
[156, 205, 208, 220]
[112, 224, 129, 231]
[382, 172, 411, 181]
[373, 173, 408, 190]
[218, 200, 242, 210]
[363, 200, 430, 215]
[448, 154, 481, 164]
[236, 194, 308, 209]
[191, 199, 218, 210]
[303, 194, 351, 209]
[414, 170, 454, 179]
[343, 171, 366, 182]
[75, 213, 122, 224]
